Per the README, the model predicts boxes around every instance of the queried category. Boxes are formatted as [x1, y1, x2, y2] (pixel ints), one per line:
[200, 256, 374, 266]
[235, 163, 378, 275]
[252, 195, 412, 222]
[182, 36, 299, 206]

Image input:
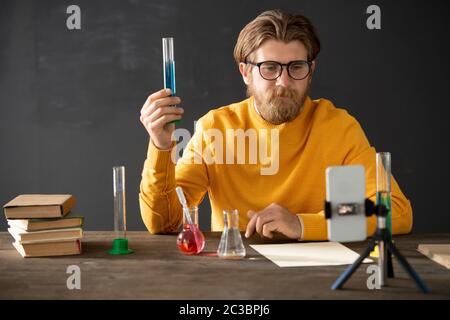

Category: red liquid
[177, 224, 205, 255]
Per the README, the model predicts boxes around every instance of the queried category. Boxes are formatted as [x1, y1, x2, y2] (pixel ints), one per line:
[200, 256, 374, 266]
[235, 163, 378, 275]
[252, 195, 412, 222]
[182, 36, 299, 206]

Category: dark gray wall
[1, 0, 449, 233]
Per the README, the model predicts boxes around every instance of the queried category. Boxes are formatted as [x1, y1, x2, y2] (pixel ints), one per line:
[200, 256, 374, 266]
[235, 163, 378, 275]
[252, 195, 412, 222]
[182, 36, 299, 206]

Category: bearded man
[138, 9, 412, 241]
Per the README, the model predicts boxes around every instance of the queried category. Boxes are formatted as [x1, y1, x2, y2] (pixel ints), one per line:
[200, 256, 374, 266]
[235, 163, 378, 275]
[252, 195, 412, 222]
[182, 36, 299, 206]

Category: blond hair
[234, 9, 321, 64]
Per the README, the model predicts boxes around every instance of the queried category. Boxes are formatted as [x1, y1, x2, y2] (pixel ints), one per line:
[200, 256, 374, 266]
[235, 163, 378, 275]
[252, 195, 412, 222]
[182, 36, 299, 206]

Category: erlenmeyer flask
[217, 209, 246, 259]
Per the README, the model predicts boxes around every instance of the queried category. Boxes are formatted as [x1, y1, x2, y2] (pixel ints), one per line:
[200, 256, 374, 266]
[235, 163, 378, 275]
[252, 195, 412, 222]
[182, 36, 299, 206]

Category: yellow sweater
[139, 96, 413, 240]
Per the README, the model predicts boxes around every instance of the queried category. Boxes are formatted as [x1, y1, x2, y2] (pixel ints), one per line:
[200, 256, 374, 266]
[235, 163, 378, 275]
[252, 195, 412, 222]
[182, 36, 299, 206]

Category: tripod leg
[332, 240, 376, 290]
[387, 250, 394, 278]
[387, 241, 429, 293]
[379, 240, 387, 286]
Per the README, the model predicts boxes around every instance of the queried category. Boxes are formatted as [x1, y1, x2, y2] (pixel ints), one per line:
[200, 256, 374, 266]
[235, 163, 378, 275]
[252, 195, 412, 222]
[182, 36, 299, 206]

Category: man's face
[240, 39, 315, 125]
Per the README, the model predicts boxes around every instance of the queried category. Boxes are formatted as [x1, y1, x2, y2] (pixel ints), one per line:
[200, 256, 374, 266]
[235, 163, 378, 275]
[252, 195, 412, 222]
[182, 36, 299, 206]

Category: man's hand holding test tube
[139, 37, 183, 150]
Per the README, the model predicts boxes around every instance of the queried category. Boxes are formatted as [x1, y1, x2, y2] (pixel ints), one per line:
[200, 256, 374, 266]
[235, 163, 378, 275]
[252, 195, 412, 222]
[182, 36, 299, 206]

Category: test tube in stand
[376, 152, 393, 285]
[370, 152, 393, 260]
[376, 152, 392, 237]
[162, 37, 180, 124]
[108, 166, 134, 255]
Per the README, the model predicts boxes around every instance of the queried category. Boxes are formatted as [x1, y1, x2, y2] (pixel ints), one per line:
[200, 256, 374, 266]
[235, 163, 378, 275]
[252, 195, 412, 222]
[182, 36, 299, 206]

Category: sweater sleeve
[344, 119, 413, 237]
[298, 114, 413, 241]
[139, 118, 210, 234]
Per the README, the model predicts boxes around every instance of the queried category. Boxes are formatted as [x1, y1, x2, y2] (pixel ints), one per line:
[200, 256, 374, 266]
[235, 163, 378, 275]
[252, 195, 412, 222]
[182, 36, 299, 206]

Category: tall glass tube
[376, 152, 392, 237]
[109, 166, 133, 255]
[162, 37, 179, 124]
[113, 166, 126, 239]
[162, 37, 176, 96]
[376, 152, 392, 286]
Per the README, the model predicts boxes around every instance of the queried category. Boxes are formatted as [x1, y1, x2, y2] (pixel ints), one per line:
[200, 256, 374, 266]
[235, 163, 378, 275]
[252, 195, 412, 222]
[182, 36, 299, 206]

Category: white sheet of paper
[250, 241, 373, 267]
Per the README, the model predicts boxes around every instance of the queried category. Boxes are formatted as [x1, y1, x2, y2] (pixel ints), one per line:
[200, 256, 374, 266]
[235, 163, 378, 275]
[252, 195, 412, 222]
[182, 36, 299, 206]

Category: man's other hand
[245, 203, 302, 239]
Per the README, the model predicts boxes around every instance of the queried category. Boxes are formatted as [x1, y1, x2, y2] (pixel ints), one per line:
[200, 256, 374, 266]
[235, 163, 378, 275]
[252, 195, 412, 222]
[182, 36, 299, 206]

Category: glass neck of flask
[224, 209, 239, 229]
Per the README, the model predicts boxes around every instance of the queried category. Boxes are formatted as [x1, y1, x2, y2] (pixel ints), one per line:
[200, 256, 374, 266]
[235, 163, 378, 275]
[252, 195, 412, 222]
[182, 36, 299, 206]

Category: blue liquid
[164, 61, 176, 96]
[164, 61, 179, 124]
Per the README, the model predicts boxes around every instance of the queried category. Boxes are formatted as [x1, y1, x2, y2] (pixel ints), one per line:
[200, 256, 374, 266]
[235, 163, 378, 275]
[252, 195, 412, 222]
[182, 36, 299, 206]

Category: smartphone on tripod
[326, 165, 367, 242]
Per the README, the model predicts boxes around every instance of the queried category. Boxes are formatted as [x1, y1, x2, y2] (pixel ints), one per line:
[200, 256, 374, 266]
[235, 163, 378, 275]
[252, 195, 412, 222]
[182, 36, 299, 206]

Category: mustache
[267, 86, 299, 101]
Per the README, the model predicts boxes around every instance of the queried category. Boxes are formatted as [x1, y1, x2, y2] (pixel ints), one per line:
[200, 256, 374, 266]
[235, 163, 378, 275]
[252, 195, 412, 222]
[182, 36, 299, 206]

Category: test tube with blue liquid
[162, 37, 180, 124]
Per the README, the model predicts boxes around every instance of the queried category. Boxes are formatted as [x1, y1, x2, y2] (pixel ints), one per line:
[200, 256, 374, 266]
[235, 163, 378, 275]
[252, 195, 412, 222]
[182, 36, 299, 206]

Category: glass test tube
[113, 166, 127, 240]
[376, 152, 391, 286]
[162, 37, 179, 124]
[376, 152, 392, 236]
[108, 166, 134, 254]
[162, 37, 176, 96]
[109, 166, 133, 255]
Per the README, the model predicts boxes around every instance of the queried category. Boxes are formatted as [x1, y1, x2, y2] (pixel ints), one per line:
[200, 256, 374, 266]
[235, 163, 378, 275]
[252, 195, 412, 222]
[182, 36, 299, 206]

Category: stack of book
[3, 194, 83, 257]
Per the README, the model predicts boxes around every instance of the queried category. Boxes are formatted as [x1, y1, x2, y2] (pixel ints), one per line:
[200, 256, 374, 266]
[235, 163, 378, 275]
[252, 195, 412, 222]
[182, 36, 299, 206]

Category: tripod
[328, 199, 429, 293]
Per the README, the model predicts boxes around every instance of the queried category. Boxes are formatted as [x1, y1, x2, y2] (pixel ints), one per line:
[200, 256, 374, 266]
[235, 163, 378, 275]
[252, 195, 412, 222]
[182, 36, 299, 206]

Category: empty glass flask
[217, 209, 246, 259]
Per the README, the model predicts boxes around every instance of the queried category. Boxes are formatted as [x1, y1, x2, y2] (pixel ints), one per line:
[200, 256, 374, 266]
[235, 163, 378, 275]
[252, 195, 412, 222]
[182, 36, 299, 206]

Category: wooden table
[1, 231, 449, 299]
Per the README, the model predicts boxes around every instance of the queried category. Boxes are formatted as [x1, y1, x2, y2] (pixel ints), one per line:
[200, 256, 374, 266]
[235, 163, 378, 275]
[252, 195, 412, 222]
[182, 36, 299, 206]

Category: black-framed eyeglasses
[246, 60, 312, 81]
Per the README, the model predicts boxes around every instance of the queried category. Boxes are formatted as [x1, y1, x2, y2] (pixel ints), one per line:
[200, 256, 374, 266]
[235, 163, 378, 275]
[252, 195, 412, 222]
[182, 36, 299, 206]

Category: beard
[247, 80, 310, 125]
